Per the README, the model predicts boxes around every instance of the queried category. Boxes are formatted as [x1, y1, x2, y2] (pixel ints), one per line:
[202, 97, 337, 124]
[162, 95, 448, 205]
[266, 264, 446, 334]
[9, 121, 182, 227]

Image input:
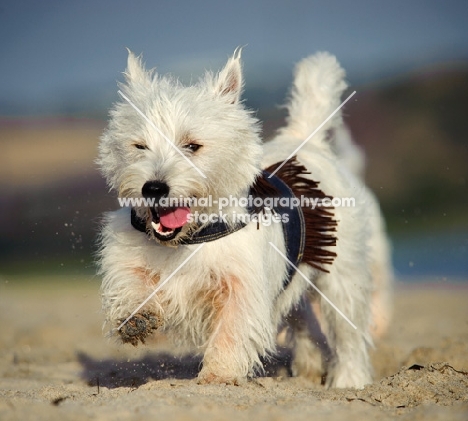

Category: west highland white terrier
[97, 48, 392, 388]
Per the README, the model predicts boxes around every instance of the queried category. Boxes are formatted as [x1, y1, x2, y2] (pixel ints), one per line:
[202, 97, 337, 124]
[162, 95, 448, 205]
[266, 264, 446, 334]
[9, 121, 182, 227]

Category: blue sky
[0, 0, 467, 114]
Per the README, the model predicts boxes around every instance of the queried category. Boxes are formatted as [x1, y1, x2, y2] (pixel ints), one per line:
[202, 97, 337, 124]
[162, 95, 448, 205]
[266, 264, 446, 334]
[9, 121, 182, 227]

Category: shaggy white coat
[98, 49, 392, 388]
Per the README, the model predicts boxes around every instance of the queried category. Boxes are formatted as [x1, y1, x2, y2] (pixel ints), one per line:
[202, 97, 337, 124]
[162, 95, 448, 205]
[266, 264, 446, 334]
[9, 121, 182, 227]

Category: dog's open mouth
[150, 206, 191, 241]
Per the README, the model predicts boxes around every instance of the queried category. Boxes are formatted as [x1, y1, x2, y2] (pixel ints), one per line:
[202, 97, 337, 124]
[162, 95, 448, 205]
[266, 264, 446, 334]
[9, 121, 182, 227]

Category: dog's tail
[280, 52, 348, 147]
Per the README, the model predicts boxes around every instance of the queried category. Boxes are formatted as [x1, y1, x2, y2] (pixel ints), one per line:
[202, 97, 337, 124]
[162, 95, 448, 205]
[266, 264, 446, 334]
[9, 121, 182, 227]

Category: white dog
[97, 49, 392, 388]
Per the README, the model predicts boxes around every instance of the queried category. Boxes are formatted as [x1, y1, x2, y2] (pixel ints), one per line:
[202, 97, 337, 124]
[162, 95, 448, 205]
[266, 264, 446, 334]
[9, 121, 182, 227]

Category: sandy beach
[0, 277, 467, 421]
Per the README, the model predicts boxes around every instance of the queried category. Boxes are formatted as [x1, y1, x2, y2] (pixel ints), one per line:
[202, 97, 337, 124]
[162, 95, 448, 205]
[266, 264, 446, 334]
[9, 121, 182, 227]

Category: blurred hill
[0, 118, 111, 275]
[346, 65, 468, 232]
[0, 64, 467, 275]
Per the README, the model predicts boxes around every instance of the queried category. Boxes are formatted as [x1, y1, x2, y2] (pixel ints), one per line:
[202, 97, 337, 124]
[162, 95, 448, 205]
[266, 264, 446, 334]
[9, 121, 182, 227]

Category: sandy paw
[117, 311, 162, 346]
[197, 371, 240, 386]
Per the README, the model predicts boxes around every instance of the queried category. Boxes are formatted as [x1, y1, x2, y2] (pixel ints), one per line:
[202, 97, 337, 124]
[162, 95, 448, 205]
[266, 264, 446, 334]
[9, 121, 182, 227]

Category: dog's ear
[124, 49, 151, 85]
[215, 47, 243, 104]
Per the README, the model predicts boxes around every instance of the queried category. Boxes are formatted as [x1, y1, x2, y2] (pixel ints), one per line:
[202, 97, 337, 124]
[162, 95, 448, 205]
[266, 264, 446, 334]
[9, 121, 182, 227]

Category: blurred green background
[1, 0, 467, 281]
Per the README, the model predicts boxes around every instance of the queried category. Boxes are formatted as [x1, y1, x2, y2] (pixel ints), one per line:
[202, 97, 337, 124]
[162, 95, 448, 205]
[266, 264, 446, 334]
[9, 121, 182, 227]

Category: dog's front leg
[197, 274, 272, 385]
[99, 228, 164, 346]
[100, 264, 164, 346]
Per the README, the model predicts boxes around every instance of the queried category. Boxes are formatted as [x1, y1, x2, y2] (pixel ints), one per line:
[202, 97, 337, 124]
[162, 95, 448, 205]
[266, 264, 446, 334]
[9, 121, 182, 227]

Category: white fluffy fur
[98, 49, 392, 388]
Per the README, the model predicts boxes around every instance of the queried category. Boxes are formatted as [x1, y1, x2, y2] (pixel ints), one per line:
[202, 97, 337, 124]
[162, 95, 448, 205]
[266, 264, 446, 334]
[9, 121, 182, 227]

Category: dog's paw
[291, 335, 324, 385]
[117, 311, 162, 346]
[197, 371, 241, 386]
[325, 365, 372, 389]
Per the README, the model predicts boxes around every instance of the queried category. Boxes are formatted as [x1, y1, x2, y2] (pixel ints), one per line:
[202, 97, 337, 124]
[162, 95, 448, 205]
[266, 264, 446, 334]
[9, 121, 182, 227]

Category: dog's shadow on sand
[78, 349, 292, 389]
[78, 351, 201, 389]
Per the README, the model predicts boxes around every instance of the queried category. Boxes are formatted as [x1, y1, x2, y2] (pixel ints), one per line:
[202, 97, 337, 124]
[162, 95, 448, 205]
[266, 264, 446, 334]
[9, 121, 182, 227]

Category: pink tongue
[159, 207, 191, 229]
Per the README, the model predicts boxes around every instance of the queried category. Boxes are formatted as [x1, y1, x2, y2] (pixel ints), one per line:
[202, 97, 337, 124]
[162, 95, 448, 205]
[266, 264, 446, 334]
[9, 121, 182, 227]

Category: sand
[0, 277, 467, 420]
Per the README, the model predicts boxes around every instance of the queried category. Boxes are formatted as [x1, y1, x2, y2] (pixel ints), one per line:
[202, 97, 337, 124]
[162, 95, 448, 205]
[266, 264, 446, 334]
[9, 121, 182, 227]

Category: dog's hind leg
[288, 295, 333, 384]
[315, 263, 373, 389]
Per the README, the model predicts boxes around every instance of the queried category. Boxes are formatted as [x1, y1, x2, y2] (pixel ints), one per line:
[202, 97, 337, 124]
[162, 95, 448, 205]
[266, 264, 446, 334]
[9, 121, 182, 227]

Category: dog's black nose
[142, 181, 170, 200]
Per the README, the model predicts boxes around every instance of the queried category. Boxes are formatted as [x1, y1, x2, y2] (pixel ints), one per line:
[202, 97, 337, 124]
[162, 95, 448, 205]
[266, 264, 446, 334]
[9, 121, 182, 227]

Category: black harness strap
[130, 171, 305, 288]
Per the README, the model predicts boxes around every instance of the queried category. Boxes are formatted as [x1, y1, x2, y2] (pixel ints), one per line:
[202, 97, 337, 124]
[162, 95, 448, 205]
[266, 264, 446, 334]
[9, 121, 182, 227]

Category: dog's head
[98, 49, 262, 245]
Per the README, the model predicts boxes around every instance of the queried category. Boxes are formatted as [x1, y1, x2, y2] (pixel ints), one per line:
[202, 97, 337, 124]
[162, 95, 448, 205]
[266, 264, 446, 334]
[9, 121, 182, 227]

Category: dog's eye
[134, 143, 148, 150]
[185, 143, 202, 153]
